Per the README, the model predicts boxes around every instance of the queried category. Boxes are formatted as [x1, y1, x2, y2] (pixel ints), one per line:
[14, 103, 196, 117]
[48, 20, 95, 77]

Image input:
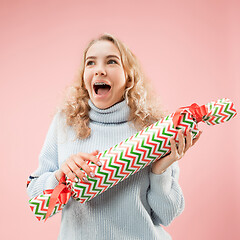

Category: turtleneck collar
[88, 99, 130, 124]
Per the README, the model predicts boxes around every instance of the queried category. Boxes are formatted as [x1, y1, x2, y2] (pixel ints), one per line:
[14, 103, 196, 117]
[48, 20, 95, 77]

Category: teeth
[94, 82, 109, 86]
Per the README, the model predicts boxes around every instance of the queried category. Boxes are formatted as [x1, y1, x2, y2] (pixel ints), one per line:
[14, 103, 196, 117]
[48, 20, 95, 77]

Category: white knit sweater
[27, 99, 185, 240]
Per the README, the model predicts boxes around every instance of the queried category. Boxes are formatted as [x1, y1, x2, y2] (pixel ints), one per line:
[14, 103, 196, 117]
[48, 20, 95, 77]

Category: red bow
[172, 103, 208, 128]
[45, 176, 71, 221]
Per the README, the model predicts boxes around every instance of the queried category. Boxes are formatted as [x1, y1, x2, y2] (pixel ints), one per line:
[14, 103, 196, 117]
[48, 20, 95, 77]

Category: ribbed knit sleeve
[147, 161, 185, 226]
[27, 112, 60, 199]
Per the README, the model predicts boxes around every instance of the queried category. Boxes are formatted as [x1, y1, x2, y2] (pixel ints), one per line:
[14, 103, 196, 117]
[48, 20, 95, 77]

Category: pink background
[1, 0, 239, 239]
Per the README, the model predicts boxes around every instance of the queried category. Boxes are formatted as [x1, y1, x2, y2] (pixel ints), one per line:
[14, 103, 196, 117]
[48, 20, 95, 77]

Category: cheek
[113, 69, 126, 85]
[83, 71, 91, 89]
[120, 73, 127, 88]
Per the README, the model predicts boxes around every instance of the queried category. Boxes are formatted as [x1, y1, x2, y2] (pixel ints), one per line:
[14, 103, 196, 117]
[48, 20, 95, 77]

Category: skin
[83, 40, 127, 109]
[55, 40, 201, 182]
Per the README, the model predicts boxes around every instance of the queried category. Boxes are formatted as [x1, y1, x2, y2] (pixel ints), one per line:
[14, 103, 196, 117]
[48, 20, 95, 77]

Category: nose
[94, 64, 106, 76]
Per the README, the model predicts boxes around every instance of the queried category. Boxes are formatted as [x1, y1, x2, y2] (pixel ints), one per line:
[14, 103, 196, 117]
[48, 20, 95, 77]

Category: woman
[27, 33, 201, 239]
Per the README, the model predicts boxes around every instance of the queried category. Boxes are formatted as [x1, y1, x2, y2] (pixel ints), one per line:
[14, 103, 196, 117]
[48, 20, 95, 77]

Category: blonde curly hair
[58, 33, 167, 139]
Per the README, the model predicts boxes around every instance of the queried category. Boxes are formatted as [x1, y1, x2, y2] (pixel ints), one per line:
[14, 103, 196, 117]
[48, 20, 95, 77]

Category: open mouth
[93, 82, 111, 95]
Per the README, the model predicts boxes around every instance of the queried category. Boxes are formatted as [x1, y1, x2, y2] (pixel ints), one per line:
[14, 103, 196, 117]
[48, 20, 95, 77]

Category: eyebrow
[86, 55, 120, 61]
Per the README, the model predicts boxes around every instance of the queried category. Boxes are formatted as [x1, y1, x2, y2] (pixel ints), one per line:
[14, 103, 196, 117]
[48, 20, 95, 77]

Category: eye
[107, 59, 117, 64]
[86, 60, 95, 66]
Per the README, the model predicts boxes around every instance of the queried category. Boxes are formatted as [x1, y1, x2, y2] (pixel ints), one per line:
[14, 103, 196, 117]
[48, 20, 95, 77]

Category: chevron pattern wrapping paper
[66, 98, 237, 203]
[204, 98, 237, 125]
[29, 190, 66, 221]
[29, 98, 237, 220]
[68, 111, 197, 203]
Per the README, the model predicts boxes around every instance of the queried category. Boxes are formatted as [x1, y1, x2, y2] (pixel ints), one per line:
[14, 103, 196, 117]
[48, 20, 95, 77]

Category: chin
[92, 101, 111, 109]
[90, 96, 124, 109]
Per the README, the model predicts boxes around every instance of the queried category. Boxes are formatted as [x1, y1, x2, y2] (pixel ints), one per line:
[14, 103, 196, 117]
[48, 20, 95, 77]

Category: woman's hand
[55, 150, 102, 182]
[151, 129, 202, 174]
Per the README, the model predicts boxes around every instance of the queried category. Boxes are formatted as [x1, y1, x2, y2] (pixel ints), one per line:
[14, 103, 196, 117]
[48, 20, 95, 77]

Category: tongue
[97, 87, 110, 95]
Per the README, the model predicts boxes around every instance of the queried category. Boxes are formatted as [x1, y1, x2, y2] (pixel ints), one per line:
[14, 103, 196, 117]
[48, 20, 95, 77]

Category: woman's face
[83, 40, 127, 109]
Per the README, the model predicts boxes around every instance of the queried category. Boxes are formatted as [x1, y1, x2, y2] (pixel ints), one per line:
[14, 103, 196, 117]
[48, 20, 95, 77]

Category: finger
[184, 129, 193, 152]
[66, 159, 86, 182]
[91, 150, 99, 156]
[169, 138, 179, 161]
[72, 156, 95, 179]
[192, 131, 202, 146]
[61, 163, 78, 182]
[177, 130, 185, 156]
[77, 152, 102, 166]
[90, 150, 101, 166]
[55, 169, 65, 182]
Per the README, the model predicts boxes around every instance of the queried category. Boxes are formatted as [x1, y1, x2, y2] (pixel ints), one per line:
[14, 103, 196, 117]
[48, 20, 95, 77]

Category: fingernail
[90, 172, 95, 178]
[75, 177, 78, 183]
[83, 177, 89, 182]
[97, 161, 102, 166]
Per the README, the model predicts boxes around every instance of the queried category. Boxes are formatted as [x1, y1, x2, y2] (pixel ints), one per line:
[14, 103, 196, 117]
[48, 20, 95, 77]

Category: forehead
[86, 40, 120, 58]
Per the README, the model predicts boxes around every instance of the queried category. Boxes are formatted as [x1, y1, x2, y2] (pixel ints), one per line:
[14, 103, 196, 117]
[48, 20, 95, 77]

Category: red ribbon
[172, 103, 208, 128]
[45, 176, 71, 221]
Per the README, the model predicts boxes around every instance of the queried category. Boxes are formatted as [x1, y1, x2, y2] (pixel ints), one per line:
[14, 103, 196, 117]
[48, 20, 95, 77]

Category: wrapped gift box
[28, 98, 237, 221]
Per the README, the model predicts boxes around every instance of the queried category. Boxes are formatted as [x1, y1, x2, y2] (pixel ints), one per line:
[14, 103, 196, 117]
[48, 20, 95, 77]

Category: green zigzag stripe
[205, 99, 235, 125]
[138, 135, 157, 161]
[29, 201, 47, 218]
[120, 142, 144, 173]
[221, 102, 235, 121]
[211, 106, 224, 124]
[114, 146, 138, 174]
[75, 179, 100, 201]
[124, 135, 152, 167]
[105, 161, 123, 182]
[124, 140, 145, 170]
[129, 135, 154, 165]
[72, 182, 89, 199]
[179, 113, 195, 128]
[100, 153, 125, 180]
[115, 137, 145, 172]
[151, 131, 169, 156]
[177, 114, 198, 138]
[106, 144, 139, 177]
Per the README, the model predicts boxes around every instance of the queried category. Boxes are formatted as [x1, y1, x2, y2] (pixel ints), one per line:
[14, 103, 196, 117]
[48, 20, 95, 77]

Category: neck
[88, 99, 130, 124]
